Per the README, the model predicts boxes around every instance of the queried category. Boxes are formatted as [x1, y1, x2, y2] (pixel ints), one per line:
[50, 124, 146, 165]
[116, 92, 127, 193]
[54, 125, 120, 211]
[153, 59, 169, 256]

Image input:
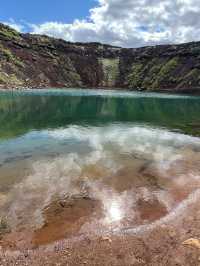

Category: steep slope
[1, 23, 200, 93]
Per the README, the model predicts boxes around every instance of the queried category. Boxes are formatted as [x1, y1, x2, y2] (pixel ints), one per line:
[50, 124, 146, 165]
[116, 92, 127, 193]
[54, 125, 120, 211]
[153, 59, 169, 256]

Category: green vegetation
[0, 217, 10, 235]
[127, 63, 144, 88]
[65, 70, 82, 86]
[0, 72, 8, 83]
[37, 36, 51, 43]
[150, 58, 179, 89]
[0, 71, 23, 85]
[99, 58, 119, 87]
[185, 68, 200, 79]
[0, 44, 25, 68]
[178, 68, 200, 87]
[147, 63, 162, 77]
[68, 71, 82, 81]
[0, 23, 199, 91]
[0, 25, 21, 40]
[142, 61, 163, 88]
[127, 58, 180, 90]
[157, 57, 179, 79]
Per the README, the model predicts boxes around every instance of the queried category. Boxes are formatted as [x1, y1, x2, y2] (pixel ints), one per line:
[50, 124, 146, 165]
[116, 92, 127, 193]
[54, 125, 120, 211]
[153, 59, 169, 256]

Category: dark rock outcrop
[1, 23, 200, 93]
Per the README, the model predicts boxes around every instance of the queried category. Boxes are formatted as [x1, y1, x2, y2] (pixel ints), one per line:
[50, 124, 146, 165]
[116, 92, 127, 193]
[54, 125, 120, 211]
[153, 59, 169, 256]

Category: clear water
[0, 89, 200, 245]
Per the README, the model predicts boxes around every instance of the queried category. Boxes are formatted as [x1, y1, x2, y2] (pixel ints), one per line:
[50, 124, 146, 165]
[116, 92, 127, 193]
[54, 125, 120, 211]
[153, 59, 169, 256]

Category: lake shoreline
[1, 192, 200, 266]
[1, 86, 200, 96]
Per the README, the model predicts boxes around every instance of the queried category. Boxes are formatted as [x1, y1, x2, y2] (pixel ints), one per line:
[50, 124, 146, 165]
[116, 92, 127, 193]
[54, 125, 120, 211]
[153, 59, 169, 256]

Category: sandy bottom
[1, 194, 200, 266]
[1, 159, 200, 265]
[1, 125, 200, 265]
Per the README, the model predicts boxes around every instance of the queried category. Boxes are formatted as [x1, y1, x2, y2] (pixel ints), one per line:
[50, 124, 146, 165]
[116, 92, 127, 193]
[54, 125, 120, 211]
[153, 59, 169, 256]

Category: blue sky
[0, 0, 95, 25]
[0, 0, 199, 48]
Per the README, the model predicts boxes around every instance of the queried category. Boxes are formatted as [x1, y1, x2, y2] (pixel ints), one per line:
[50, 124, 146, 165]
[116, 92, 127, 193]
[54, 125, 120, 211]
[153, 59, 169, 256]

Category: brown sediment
[1, 193, 200, 266]
[102, 164, 164, 193]
[137, 199, 168, 222]
[1, 149, 200, 265]
[81, 164, 112, 180]
[32, 197, 101, 246]
[1, 158, 199, 249]
[0, 196, 101, 250]
[0, 160, 31, 193]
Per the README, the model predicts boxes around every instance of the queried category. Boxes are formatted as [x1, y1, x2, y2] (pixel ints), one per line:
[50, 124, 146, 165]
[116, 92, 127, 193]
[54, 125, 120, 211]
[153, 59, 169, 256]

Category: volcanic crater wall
[1, 23, 200, 93]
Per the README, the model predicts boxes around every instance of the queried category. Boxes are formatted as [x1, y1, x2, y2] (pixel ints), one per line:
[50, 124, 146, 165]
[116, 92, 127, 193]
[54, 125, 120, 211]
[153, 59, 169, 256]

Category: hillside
[0, 23, 200, 93]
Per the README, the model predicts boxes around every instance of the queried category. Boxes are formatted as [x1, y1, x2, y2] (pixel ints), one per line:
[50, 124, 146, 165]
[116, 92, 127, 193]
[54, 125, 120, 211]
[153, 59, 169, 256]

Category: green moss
[0, 72, 23, 85]
[37, 36, 51, 43]
[69, 71, 81, 80]
[127, 63, 143, 88]
[178, 68, 200, 87]
[125, 57, 180, 90]
[185, 68, 199, 79]
[0, 72, 8, 83]
[0, 44, 25, 68]
[10, 74, 23, 84]
[150, 57, 179, 89]
[0, 217, 10, 235]
[99, 58, 119, 87]
[0, 25, 21, 41]
[148, 64, 162, 77]
[168, 77, 179, 83]
[157, 58, 178, 80]
[66, 71, 82, 84]
[151, 79, 160, 90]
[142, 63, 163, 88]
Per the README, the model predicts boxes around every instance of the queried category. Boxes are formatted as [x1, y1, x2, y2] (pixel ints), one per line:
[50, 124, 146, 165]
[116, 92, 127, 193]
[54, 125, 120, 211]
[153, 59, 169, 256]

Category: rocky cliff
[1, 23, 200, 93]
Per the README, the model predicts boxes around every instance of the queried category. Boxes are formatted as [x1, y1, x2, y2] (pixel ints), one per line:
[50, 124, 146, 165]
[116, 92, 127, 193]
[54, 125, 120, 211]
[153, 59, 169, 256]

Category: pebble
[101, 236, 112, 243]
[182, 238, 200, 249]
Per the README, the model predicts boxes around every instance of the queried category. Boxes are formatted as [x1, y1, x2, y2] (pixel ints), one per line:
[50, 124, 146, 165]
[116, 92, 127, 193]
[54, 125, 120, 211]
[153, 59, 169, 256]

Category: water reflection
[0, 90, 200, 248]
[109, 201, 123, 222]
[0, 90, 200, 140]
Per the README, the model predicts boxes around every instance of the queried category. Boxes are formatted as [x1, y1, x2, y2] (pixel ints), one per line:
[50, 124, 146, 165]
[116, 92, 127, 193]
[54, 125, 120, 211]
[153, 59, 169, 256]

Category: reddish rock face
[0, 22, 200, 93]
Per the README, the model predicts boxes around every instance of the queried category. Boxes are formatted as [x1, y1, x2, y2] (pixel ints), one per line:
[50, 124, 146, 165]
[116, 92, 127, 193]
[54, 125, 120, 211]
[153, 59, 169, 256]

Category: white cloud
[2, 19, 25, 32]
[4, 0, 200, 47]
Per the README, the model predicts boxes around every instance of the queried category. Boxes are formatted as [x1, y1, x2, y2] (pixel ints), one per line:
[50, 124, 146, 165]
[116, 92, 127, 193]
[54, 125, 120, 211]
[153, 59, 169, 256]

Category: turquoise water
[0, 89, 200, 140]
[0, 89, 200, 239]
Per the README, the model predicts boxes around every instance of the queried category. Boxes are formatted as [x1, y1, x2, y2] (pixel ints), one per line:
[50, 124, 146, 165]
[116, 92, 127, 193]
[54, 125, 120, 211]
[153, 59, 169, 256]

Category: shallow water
[0, 89, 200, 247]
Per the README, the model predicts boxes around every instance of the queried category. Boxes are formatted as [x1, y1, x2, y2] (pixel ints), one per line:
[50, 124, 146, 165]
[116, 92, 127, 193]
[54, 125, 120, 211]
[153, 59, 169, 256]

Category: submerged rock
[182, 238, 200, 249]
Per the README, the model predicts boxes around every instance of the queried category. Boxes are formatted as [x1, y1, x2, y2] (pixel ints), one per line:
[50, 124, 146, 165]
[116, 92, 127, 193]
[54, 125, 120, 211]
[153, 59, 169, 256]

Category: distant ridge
[0, 23, 200, 93]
